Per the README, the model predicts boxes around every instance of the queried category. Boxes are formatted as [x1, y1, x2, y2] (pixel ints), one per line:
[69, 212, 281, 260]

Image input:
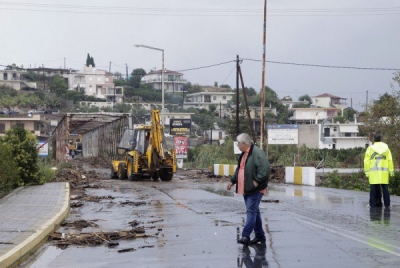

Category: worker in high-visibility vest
[364, 134, 394, 208]
[368, 132, 383, 206]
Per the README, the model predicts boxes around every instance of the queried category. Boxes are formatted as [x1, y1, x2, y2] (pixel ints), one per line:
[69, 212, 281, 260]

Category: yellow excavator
[111, 110, 176, 181]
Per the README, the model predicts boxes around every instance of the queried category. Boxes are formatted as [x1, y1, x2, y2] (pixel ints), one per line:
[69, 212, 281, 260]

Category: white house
[0, 69, 37, 90]
[183, 90, 234, 115]
[70, 65, 123, 102]
[312, 93, 347, 109]
[204, 123, 229, 145]
[141, 69, 187, 93]
[298, 123, 368, 149]
[290, 108, 341, 124]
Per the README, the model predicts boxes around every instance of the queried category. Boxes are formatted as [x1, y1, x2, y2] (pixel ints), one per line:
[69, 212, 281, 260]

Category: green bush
[0, 143, 21, 197]
[1, 126, 40, 185]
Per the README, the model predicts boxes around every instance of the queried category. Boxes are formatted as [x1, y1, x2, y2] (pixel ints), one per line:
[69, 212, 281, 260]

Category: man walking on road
[364, 133, 394, 208]
[227, 133, 270, 246]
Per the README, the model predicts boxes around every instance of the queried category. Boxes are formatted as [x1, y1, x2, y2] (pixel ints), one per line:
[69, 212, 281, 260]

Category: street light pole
[134, 44, 165, 123]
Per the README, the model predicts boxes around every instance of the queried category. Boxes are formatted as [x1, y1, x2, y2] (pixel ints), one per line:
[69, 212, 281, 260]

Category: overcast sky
[1, 0, 399, 111]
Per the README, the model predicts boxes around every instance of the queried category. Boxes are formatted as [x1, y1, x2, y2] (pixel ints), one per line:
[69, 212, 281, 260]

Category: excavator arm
[146, 110, 165, 169]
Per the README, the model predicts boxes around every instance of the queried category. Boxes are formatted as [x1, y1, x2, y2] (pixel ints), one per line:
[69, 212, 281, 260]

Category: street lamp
[134, 44, 165, 123]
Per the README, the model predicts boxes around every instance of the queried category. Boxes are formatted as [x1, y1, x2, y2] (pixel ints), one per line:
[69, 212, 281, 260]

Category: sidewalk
[0, 182, 70, 268]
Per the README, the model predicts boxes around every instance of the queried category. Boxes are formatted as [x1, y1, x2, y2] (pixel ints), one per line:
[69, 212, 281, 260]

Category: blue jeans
[370, 184, 390, 207]
[242, 192, 265, 239]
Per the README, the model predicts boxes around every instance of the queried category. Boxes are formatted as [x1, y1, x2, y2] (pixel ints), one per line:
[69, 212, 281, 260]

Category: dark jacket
[230, 144, 270, 195]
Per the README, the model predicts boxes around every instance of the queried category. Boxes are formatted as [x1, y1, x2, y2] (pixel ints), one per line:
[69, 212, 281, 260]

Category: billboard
[174, 136, 188, 159]
[36, 138, 49, 156]
[170, 119, 191, 136]
[267, 124, 299, 145]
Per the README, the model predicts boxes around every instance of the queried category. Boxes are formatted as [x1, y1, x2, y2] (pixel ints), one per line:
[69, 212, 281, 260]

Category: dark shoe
[237, 237, 249, 246]
[250, 237, 266, 244]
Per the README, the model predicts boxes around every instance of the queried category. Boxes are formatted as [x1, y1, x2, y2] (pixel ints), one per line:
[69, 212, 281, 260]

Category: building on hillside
[140, 69, 187, 93]
[204, 123, 229, 145]
[312, 93, 347, 109]
[28, 66, 123, 103]
[183, 90, 234, 115]
[0, 114, 43, 137]
[0, 69, 37, 90]
[289, 107, 341, 124]
[70, 65, 123, 102]
[298, 122, 367, 149]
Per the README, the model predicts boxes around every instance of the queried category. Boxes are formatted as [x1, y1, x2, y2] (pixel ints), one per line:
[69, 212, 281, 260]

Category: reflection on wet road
[25, 177, 400, 268]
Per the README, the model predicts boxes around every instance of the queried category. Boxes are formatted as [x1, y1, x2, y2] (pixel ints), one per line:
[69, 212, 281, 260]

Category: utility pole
[109, 61, 111, 73]
[236, 55, 240, 136]
[366, 90, 368, 111]
[126, 64, 128, 81]
[260, 0, 267, 153]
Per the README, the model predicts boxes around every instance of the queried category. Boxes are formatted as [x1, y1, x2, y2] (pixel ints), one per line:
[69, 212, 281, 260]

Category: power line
[176, 60, 236, 72]
[3, 58, 400, 75]
[0, 2, 400, 16]
[242, 58, 400, 71]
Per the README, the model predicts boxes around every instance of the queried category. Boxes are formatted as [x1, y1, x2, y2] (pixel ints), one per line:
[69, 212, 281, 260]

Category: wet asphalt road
[24, 170, 400, 268]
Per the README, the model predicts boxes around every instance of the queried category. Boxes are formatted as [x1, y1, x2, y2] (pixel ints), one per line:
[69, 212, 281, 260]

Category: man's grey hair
[237, 133, 253, 145]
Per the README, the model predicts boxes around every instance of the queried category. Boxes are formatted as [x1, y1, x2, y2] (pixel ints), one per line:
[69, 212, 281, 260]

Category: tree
[299, 94, 312, 104]
[361, 72, 400, 165]
[1, 126, 40, 185]
[50, 76, 68, 96]
[220, 84, 231, 89]
[130, 68, 146, 88]
[209, 104, 217, 113]
[86, 53, 95, 67]
[294, 94, 312, 108]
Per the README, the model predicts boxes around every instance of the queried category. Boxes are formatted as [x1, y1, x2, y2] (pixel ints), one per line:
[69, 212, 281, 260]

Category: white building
[70, 65, 123, 102]
[204, 123, 229, 145]
[290, 107, 341, 124]
[141, 69, 187, 93]
[312, 93, 347, 109]
[27, 66, 123, 103]
[298, 123, 368, 149]
[183, 90, 234, 115]
[0, 69, 37, 90]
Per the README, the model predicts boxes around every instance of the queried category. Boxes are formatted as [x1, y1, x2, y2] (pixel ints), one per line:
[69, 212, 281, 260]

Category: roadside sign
[267, 124, 299, 144]
[36, 138, 48, 156]
[174, 136, 188, 159]
[170, 119, 191, 136]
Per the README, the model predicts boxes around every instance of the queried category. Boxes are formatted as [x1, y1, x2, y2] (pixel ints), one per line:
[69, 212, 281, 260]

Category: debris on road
[49, 227, 151, 248]
[120, 200, 146, 206]
[118, 248, 136, 253]
[61, 220, 99, 229]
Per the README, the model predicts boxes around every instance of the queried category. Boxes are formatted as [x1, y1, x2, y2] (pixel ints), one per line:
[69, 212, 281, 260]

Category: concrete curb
[0, 182, 70, 268]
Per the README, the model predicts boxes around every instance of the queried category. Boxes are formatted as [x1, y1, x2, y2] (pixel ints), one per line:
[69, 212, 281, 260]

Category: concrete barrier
[214, 164, 237, 176]
[285, 167, 316, 186]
